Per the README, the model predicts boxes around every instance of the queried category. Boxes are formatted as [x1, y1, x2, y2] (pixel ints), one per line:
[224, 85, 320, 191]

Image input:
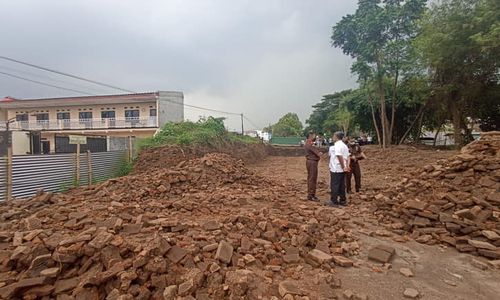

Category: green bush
[114, 159, 134, 177]
[137, 117, 258, 149]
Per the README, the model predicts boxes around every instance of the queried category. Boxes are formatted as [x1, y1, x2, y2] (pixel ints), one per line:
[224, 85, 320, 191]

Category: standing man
[305, 132, 321, 201]
[346, 139, 367, 193]
[329, 131, 350, 206]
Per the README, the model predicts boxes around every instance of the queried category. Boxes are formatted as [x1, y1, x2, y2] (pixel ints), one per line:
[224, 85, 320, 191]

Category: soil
[249, 144, 500, 300]
[1, 143, 499, 299]
[132, 142, 268, 174]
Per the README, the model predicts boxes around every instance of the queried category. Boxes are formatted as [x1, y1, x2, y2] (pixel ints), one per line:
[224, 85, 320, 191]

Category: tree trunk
[416, 111, 424, 143]
[378, 80, 389, 149]
[368, 93, 382, 147]
[398, 104, 426, 145]
[377, 82, 386, 147]
[376, 56, 389, 149]
[451, 100, 464, 146]
[389, 70, 398, 144]
[433, 123, 442, 147]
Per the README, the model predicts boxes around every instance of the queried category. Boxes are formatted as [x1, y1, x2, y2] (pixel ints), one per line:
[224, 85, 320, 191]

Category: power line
[182, 102, 241, 116]
[0, 64, 107, 94]
[0, 71, 95, 95]
[0, 56, 246, 117]
[0, 55, 135, 93]
[151, 96, 241, 116]
[244, 116, 262, 130]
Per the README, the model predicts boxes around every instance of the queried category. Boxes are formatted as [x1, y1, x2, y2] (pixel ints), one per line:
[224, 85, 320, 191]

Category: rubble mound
[98, 153, 258, 203]
[132, 142, 268, 174]
[374, 131, 500, 259]
[0, 152, 355, 299]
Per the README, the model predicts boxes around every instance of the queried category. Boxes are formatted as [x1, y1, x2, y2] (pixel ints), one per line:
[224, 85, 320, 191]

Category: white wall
[12, 131, 31, 155]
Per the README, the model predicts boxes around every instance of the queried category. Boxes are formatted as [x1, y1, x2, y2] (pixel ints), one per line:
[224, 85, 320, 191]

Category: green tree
[305, 90, 351, 134]
[416, 0, 500, 145]
[332, 0, 426, 147]
[306, 84, 435, 145]
[271, 113, 303, 137]
[332, 108, 353, 135]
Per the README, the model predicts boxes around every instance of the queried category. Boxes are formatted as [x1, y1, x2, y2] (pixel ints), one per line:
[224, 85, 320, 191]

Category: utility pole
[240, 114, 244, 135]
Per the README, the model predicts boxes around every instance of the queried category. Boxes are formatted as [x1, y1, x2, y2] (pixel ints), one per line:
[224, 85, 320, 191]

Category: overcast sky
[0, 0, 358, 131]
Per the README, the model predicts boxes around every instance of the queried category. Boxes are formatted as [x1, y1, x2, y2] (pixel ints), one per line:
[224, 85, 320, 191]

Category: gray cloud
[0, 0, 358, 131]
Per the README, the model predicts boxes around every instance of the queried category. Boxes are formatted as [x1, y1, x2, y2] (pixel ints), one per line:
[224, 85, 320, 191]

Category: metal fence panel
[11, 154, 76, 198]
[0, 157, 6, 201]
[270, 136, 303, 146]
[8, 151, 126, 200]
[78, 151, 126, 185]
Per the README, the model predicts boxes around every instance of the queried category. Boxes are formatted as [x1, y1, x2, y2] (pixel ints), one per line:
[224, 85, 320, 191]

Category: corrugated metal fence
[0, 157, 6, 200]
[1, 151, 126, 201]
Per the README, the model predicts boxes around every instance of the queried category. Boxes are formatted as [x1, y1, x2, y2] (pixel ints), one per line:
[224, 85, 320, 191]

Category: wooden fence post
[75, 143, 81, 186]
[6, 137, 12, 201]
[87, 150, 93, 186]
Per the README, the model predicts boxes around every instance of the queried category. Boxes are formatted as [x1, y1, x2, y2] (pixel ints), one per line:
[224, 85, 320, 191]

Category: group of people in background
[304, 131, 366, 207]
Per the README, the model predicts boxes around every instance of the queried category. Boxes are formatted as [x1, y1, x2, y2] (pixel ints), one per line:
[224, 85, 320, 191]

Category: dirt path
[249, 146, 500, 300]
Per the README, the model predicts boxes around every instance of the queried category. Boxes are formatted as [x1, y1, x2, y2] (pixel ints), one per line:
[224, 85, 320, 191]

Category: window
[79, 112, 93, 119]
[36, 113, 49, 129]
[36, 113, 49, 121]
[16, 114, 28, 121]
[101, 111, 116, 128]
[79, 112, 93, 129]
[125, 109, 139, 126]
[101, 111, 116, 119]
[150, 108, 157, 117]
[125, 110, 139, 118]
[57, 112, 70, 120]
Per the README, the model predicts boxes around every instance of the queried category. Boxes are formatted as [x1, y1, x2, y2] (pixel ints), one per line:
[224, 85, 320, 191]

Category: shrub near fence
[0, 151, 127, 201]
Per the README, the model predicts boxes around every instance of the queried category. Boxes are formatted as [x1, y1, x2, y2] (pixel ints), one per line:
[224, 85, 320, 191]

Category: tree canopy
[319, 0, 499, 147]
[332, 0, 426, 147]
[268, 113, 303, 137]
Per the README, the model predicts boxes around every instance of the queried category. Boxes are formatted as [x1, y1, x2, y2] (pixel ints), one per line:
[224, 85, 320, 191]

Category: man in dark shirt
[346, 140, 366, 193]
[305, 132, 321, 201]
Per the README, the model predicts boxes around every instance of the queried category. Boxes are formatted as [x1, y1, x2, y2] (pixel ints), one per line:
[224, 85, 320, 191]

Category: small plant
[115, 159, 134, 177]
[58, 181, 74, 192]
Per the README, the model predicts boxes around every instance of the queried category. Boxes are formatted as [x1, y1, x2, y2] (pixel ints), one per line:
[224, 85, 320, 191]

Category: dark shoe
[327, 201, 340, 207]
[307, 196, 319, 202]
[339, 201, 348, 207]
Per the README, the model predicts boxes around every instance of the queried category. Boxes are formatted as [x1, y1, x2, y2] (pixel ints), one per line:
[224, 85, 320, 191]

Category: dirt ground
[1, 144, 498, 299]
[249, 145, 500, 300]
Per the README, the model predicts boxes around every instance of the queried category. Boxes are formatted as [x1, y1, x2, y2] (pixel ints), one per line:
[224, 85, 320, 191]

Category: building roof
[0, 92, 168, 109]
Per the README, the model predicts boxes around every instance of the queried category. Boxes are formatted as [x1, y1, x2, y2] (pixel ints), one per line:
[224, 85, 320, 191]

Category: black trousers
[346, 161, 361, 192]
[330, 172, 346, 203]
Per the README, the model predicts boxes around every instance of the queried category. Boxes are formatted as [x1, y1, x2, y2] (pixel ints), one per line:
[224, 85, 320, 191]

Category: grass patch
[114, 159, 134, 177]
[227, 133, 260, 144]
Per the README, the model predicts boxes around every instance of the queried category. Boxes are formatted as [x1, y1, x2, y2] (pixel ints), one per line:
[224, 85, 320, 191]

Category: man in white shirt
[329, 131, 350, 206]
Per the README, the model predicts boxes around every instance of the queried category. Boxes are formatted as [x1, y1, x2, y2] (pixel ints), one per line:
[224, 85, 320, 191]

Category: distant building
[257, 130, 271, 142]
[0, 91, 183, 155]
[244, 130, 258, 138]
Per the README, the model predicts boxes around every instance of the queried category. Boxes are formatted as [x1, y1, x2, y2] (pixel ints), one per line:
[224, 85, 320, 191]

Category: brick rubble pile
[374, 131, 500, 259]
[0, 153, 356, 299]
